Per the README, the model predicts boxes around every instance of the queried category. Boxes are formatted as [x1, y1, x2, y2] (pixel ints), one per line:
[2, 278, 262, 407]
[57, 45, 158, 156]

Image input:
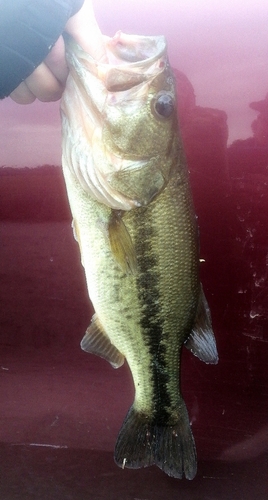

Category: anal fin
[184, 285, 218, 364]
[81, 314, 124, 369]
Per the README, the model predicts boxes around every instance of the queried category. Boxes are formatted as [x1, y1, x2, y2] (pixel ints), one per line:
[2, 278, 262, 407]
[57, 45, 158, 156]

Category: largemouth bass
[61, 31, 218, 480]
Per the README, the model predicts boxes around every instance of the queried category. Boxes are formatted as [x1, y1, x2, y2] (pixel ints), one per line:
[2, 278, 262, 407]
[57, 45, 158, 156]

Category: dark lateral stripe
[134, 207, 171, 424]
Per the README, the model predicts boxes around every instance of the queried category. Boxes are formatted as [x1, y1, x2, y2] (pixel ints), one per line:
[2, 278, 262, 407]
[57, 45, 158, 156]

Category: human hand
[10, 0, 106, 104]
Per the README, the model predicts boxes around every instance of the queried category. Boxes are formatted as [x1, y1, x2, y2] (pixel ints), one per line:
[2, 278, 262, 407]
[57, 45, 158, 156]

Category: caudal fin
[114, 401, 197, 480]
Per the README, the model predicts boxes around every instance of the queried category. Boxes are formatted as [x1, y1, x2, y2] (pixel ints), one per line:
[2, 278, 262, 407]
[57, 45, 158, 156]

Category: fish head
[61, 32, 180, 210]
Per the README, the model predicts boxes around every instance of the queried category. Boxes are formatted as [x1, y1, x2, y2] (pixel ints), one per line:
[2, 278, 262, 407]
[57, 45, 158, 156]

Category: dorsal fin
[81, 314, 124, 369]
[184, 286, 218, 364]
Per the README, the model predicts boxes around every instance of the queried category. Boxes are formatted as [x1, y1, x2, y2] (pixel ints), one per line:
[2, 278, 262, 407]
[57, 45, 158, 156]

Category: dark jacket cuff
[0, 0, 84, 99]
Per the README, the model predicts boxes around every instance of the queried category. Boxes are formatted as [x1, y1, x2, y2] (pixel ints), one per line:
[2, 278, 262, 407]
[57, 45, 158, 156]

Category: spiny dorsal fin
[184, 285, 218, 364]
[81, 314, 124, 369]
[108, 210, 137, 275]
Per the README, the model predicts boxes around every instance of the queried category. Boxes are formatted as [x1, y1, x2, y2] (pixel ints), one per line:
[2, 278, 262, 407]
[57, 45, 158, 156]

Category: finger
[44, 36, 69, 84]
[24, 62, 64, 102]
[65, 0, 108, 62]
[10, 81, 36, 104]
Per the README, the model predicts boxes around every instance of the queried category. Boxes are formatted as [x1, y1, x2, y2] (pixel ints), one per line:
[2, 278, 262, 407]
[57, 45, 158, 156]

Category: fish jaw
[107, 31, 167, 64]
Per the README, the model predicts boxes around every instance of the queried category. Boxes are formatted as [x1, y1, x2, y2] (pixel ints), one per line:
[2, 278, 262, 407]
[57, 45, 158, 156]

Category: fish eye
[153, 93, 175, 119]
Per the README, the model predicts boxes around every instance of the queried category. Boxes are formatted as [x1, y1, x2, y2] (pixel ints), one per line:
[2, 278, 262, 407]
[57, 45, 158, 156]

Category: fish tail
[114, 406, 154, 471]
[154, 400, 197, 480]
[114, 400, 197, 480]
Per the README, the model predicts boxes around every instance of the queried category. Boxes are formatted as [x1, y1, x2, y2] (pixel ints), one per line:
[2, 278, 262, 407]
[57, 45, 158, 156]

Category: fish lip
[65, 32, 167, 72]
[106, 30, 167, 66]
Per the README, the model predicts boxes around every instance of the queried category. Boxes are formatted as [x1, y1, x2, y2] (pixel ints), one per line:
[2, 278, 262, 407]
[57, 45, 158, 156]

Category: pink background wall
[0, 0, 267, 167]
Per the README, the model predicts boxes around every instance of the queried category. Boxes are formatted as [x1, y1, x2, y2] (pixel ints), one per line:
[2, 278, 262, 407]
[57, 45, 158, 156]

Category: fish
[60, 31, 218, 480]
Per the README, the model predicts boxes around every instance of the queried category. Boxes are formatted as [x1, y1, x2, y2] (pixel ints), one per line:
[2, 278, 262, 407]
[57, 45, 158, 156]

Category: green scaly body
[63, 140, 199, 477]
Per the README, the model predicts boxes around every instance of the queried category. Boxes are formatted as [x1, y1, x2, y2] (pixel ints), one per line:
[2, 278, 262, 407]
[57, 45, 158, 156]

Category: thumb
[64, 0, 108, 62]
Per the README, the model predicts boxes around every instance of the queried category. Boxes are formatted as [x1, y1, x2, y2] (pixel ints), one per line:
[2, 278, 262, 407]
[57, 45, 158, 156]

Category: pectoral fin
[81, 314, 124, 369]
[108, 211, 137, 275]
[72, 219, 85, 267]
[184, 286, 218, 364]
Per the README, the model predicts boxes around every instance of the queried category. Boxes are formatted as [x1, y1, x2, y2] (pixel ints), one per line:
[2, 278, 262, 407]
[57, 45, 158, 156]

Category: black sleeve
[0, 0, 84, 99]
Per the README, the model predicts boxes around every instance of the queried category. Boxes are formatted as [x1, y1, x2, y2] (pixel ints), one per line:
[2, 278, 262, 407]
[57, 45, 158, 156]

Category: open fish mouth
[64, 31, 168, 98]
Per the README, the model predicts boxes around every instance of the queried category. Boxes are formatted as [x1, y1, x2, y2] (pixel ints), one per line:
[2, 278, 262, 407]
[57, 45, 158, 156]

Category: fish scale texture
[62, 154, 198, 479]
